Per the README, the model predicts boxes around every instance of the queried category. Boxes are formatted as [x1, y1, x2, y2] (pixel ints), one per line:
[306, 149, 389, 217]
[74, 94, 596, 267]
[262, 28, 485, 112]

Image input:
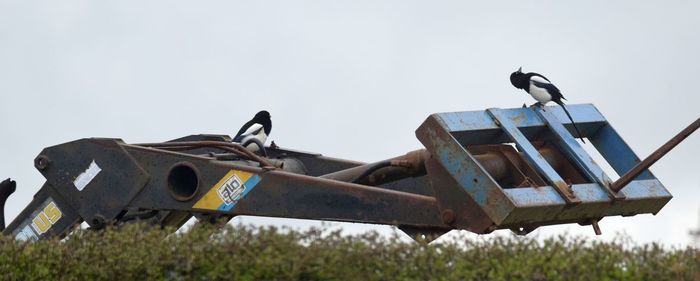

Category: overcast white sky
[1, 1, 698, 246]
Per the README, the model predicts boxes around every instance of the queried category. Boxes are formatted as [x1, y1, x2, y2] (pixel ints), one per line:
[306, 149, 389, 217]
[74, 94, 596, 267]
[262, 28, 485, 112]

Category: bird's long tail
[555, 101, 586, 143]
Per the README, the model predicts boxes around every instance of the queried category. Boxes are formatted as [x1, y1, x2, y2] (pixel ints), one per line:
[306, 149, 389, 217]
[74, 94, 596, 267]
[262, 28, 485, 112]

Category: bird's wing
[239, 124, 268, 152]
[530, 76, 565, 102]
[240, 123, 263, 138]
[233, 120, 255, 142]
[530, 74, 551, 82]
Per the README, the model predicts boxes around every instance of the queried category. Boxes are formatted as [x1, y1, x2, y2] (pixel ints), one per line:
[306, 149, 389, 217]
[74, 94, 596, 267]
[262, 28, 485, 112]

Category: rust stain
[510, 112, 526, 123]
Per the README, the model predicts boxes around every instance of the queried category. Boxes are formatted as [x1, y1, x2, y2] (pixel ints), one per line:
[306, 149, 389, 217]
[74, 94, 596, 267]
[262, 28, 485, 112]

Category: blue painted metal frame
[416, 104, 672, 230]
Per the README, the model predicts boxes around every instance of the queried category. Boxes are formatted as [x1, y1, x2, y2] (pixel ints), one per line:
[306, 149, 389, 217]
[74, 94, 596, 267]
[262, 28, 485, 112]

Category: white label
[73, 160, 102, 191]
[217, 174, 245, 205]
[16, 225, 38, 241]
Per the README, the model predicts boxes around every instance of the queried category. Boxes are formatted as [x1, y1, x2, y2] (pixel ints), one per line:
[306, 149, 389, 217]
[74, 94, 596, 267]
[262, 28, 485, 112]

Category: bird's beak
[517, 66, 522, 72]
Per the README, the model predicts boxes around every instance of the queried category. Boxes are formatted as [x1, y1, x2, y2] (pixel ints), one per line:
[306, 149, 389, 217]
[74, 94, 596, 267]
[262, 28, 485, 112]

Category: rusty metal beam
[320, 150, 429, 185]
[319, 147, 564, 188]
[611, 117, 699, 192]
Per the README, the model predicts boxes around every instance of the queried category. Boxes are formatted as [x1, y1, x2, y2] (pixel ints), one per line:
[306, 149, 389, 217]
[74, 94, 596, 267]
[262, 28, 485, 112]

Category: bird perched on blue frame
[233, 110, 272, 154]
[510, 67, 586, 143]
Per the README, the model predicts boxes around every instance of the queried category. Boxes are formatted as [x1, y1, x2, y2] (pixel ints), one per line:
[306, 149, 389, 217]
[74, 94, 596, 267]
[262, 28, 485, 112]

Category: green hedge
[0, 223, 697, 281]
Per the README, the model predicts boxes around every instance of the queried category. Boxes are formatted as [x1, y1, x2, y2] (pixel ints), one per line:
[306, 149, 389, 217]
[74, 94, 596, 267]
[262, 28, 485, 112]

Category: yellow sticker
[30, 201, 62, 235]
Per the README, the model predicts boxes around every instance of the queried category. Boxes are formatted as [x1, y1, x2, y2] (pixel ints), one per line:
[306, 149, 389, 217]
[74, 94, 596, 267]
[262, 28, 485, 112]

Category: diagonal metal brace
[535, 107, 625, 200]
[487, 108, 580, 204]
[610, 117, 700, 192]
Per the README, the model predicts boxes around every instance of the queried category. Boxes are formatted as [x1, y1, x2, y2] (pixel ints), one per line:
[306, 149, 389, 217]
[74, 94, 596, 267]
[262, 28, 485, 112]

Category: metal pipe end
[0, 178, 17, 231]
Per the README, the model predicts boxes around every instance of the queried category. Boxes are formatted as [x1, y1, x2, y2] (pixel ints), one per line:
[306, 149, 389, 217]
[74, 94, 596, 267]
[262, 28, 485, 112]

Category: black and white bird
[232, 110, 272, 153]
[510, 67, 586, 143]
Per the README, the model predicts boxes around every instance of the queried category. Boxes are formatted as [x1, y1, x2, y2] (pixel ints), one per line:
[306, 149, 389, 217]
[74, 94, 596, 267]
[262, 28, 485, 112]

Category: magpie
[510, 67, 586, 143]
[233, 110, 272, 153]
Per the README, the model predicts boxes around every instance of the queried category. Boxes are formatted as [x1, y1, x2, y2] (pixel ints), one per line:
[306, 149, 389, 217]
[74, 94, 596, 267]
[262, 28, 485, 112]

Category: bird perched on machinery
[510, 67, 586, 143]
[233, 110, 272, 153]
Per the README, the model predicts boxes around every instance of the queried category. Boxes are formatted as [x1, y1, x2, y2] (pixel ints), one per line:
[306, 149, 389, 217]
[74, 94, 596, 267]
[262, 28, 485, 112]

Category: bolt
[34, 155, 51, 171]
[90, 215, 106, 230]
[441, 209, 455, 225]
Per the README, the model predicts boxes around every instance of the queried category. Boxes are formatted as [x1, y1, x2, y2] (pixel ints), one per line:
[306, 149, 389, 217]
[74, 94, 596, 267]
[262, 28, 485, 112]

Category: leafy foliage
[0, 223, 697, 281]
